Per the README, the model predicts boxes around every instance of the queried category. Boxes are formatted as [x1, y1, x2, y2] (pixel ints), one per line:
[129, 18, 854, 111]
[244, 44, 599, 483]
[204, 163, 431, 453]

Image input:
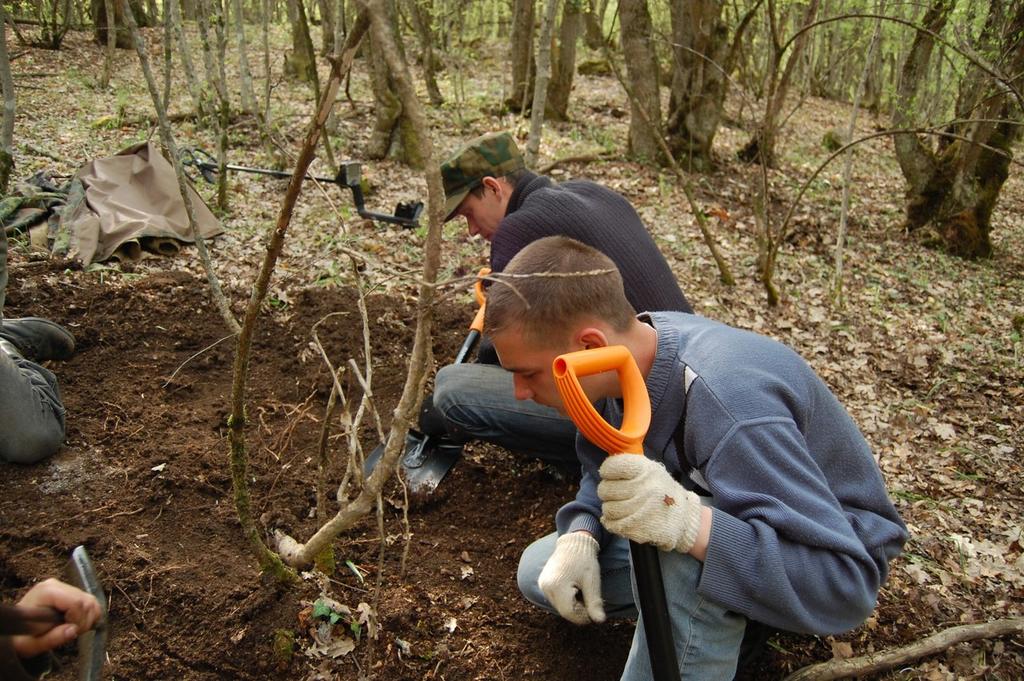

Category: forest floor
[1, 24, 1022, 681]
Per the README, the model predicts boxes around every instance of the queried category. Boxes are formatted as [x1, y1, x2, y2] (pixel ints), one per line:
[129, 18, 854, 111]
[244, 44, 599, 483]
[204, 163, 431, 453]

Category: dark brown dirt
[0, 248, 1019, 680]
[0, 256, 645, 680]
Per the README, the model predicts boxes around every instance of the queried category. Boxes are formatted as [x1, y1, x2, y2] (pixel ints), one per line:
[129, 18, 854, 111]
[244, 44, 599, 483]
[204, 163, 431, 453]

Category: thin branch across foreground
[782, 617, 1024, 681]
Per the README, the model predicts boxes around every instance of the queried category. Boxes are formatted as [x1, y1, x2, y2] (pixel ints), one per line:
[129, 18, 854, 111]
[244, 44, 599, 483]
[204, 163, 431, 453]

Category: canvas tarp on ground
[60, 141, 222, 265]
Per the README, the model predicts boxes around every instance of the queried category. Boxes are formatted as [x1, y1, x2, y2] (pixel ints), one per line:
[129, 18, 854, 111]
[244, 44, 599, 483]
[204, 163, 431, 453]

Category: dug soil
[0, 254, 984, 680]
[1, 258, 646, 680]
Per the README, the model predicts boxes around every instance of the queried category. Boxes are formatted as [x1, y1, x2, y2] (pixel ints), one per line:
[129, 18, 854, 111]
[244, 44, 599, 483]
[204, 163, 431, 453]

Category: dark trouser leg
[1, 223, 7, 313]
[0, 348, 66, 464]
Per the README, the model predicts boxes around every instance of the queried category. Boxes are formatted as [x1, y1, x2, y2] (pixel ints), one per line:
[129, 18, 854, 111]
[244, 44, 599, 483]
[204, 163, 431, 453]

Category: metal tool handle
[552, 346, 681, 681]
[67, 546, 107, 681]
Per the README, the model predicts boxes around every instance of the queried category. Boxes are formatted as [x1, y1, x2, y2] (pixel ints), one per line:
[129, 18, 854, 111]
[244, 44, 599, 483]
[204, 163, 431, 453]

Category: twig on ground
[783, 618, 1024, 681]
[162, 333, 237, 388]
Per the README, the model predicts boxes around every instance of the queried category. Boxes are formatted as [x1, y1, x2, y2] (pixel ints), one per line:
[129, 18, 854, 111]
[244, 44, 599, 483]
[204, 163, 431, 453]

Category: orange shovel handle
[552, 346, 650, 454]
[469, 267, 490, 333]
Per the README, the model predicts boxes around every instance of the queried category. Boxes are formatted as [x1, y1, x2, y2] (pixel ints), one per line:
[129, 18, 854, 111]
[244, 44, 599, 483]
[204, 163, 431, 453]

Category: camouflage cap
[440, 132, 525, 221]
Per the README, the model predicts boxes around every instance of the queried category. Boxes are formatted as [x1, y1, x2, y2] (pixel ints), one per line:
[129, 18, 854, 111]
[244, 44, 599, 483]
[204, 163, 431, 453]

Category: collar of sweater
[505, 171, 549, 216]
[639, 312, 689, 456]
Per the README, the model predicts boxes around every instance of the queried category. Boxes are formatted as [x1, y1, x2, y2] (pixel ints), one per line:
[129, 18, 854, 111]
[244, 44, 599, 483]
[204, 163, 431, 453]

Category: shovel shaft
[631, 542, 681, 681]
[552, 346, 681, 681]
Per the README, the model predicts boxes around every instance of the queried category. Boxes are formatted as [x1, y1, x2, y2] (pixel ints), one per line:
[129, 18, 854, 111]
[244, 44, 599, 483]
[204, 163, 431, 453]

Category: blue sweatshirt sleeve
[696, 418, 906, 634]
[554, 437, 608, 543]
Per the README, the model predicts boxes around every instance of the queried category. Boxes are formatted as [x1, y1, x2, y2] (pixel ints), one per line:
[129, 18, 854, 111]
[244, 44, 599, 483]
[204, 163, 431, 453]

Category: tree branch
[783, 618, 1024, 681]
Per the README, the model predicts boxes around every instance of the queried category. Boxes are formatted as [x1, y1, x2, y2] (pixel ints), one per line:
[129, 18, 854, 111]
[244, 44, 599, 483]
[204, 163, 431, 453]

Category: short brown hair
[484, 236, 636, 347]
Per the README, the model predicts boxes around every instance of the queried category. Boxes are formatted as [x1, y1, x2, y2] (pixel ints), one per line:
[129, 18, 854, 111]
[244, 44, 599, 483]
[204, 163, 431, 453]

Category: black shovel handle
[631, 542, 681, 681]
[453, 329, 481, 365]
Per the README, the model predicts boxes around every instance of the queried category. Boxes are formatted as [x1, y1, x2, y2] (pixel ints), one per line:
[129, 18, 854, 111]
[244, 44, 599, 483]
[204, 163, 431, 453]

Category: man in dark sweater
[0, 224, 76, 465]
[487, 236, 908, 680]
[430, 132, 692, 463]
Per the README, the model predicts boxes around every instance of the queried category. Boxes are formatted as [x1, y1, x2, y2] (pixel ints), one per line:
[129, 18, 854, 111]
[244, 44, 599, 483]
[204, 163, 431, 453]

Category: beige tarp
[62, 142, 222, 265]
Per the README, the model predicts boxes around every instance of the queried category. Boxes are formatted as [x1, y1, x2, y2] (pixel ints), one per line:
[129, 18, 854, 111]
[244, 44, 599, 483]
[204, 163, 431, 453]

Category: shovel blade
[66, 546, 107, 681]
[362, 431, 462, 495]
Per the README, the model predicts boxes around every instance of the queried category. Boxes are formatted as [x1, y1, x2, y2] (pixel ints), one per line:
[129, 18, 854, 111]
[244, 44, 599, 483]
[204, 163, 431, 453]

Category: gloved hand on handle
[598, 454, 703, 554]
[537, 532, 606, 625]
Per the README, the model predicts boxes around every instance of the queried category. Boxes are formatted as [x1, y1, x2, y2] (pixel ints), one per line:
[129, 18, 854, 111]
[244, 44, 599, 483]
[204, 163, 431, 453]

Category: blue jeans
[433, 363, 579, 464]
[518, 532, 746, 681]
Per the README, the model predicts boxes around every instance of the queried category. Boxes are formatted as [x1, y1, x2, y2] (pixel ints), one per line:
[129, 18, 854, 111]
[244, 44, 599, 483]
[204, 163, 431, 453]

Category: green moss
[272, 629, 296, 667]
[314, 545, 336, 574]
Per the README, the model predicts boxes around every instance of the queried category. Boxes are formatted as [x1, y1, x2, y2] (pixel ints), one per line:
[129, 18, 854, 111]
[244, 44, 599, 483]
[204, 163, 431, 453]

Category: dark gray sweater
[490, 172, 692, 316]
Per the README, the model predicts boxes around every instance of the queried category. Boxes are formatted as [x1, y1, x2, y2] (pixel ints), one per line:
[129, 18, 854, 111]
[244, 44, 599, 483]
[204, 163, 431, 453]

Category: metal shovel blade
[360, 266, 487, 494]
[363, 430, 463, 495]
[66, 546, 107, 681]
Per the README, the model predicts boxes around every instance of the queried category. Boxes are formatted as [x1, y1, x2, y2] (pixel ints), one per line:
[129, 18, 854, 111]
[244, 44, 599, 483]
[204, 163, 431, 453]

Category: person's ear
[481, 176, 502, 194]
[576, 327, 609, 351]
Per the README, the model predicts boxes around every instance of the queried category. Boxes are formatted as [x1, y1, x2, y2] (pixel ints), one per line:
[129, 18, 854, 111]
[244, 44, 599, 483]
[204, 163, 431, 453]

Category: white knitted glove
[598, 455, 703, 554]
[537, 532, 607, 625]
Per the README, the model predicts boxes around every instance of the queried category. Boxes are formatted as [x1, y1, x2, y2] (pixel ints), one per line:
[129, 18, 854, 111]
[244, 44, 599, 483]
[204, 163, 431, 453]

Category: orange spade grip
[552, 346, 651, 454]
[469, 267, 490, 333]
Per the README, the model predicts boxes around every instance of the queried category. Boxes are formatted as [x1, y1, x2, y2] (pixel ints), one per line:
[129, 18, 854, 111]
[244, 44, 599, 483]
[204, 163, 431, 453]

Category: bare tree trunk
[894, 0, 1024, 257]
[162, 0, 172, 107]
[366, 0, 422, 167]
[525, 0, 559, 165]
[231, 9, 372, 582]
[101, 0, 116, 87]
[408, 0, 444, 105]
[211, 0, 232, 211]
[598, 35, 736, 286]
[93, 0, 149, 46]
[862, 6, 886, 113]
[507, 0, 535, 112]
[832, 0, 885, 306]
[273, 0, 449, 571]
[582, 0, 607, 49]
[261, 0, 272, 126]
[118, 0, 238, 338]
[618, 0, 662, 162]
[316, 0, 335, 54]
[738, 0, 820, 166]
[231, 0, 257, 113]
[546, 0, 581, 121]
[168, 0, 206, 118]
[195, 0, 219, 95]
[665, 0, 731, 171]
[0, 4, 16, 196]
[284, 0, 318, 86]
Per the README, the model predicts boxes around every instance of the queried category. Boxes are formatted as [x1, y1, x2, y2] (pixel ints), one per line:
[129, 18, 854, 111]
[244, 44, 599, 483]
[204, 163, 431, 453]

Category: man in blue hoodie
[486, 236, 908, 679]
